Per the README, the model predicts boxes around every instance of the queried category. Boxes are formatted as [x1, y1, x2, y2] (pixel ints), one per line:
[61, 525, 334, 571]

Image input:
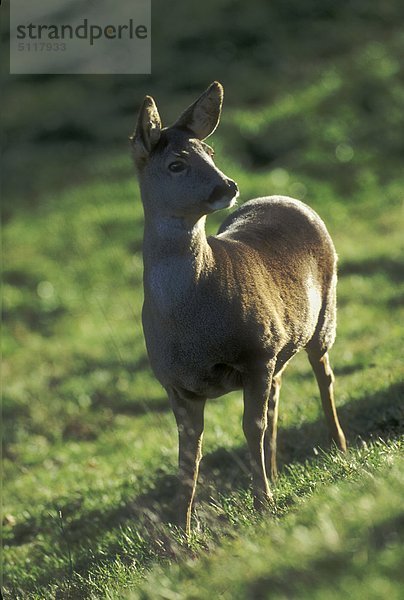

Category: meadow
[2, 1, 404, 597]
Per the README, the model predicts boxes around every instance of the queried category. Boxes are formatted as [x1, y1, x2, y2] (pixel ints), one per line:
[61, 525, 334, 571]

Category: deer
[130, 81, 347, 535]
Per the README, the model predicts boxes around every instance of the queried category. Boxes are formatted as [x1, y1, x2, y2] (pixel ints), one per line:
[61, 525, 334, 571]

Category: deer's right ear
[130, 96, 162, 166]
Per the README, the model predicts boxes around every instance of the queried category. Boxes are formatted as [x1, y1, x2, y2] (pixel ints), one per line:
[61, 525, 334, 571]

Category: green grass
[3, 4, 404, 596]
[136, 443, 404, 600]
[3, 139, 403, 596]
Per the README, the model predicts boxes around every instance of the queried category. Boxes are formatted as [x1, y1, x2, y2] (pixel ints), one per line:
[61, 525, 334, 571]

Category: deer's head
[131, 82, 239, 223]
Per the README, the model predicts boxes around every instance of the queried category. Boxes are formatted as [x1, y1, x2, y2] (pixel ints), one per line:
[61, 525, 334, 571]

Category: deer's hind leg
[307, 350, 347, 452]
[264, 369, 284, 482]
[306, 282, 347, 452]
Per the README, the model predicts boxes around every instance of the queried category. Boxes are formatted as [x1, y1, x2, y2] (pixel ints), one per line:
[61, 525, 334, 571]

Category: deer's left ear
[173, 81, 223, 140]
[130, 95, 162, 167]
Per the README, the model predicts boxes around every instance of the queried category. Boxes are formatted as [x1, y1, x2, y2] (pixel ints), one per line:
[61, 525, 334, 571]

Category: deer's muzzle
[207, 179, 239, 209]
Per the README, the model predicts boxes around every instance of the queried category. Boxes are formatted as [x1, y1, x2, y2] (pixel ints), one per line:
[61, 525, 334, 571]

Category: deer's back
[218, 196, 336, 277]
[216, 194, 336, 300]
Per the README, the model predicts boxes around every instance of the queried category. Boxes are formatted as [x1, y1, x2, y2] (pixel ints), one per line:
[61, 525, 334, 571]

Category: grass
[136, 442, 404, 600]
[3, 138, 403, 596]
[2, 3, 404, 596]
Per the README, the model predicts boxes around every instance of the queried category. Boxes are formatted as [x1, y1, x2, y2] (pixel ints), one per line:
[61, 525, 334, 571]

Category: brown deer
[130, 82, 347, 535]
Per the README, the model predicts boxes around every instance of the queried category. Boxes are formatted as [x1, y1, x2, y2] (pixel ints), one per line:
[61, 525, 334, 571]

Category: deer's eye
[168, 161, 186, 173]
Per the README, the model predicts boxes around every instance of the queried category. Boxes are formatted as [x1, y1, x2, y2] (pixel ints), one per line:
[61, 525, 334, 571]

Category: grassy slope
[3, 144, 403, 597]
[136, 444, 404, 600]
[3, 14, 404, 600]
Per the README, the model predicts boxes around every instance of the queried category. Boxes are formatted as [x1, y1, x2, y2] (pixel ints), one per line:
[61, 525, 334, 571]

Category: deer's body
[131, 82, 347, 535]
[143, 196, 335, 401]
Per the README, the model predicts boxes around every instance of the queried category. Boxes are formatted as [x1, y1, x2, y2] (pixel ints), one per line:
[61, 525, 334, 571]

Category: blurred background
[2, 1, 404, 596]
[3, 0, 404, 216]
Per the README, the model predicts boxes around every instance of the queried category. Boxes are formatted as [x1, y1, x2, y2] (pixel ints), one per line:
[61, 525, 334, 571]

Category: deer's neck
[142, 214, 213, 314]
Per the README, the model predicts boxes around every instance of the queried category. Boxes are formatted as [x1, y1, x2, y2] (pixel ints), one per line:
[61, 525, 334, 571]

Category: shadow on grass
[247, 511, 404, 598]
[8, 380, 403, 541]
[389, 290, 404, 308]
[201, 380, 404, 483]
[5, 381, 403, 596]
[339, 256, 404, 283]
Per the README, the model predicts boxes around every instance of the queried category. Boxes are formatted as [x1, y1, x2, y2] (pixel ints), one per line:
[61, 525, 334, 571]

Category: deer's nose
[208, 179, 239, 204]
[225, 179, 239, 197]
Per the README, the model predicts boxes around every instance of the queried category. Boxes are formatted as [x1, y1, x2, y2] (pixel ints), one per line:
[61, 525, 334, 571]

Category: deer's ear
[130, 95, 162, 165]
[173, 81, 223, 140]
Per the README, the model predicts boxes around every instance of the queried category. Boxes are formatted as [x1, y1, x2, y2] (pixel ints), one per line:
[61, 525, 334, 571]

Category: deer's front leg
[169, 389, 206, 535]
[242, 362, 275, 510]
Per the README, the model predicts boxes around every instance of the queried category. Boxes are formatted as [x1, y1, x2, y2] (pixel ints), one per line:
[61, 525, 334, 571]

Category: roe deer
[130, 82, 347, 535]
